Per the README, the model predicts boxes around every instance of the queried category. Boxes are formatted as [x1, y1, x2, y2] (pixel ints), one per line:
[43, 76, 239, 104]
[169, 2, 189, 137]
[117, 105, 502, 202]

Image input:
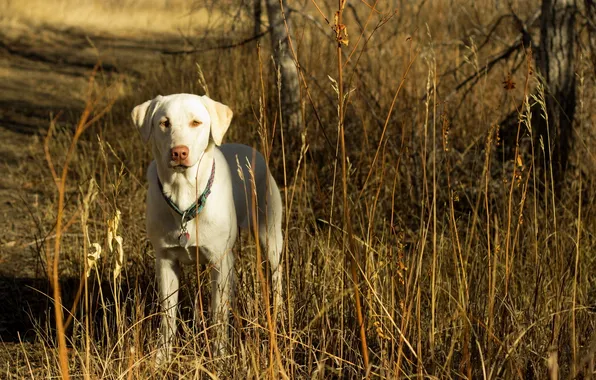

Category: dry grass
[2, 0, 236, 36]
[2, 0, 596, 378]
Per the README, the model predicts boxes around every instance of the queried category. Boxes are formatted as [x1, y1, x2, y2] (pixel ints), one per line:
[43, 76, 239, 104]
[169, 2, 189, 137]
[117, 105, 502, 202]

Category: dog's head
[131, 93, 233, 172]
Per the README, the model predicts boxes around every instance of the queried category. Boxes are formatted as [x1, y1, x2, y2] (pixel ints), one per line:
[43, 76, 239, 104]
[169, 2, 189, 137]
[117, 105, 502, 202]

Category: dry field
[1, 0, 595, 378]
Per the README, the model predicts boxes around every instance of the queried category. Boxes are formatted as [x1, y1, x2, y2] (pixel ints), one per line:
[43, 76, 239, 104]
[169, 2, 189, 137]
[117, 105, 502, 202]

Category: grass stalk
[334, 0, 369, 372]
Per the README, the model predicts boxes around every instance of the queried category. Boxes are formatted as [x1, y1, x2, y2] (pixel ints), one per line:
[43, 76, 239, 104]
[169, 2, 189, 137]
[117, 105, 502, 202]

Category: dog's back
[219, 143, 280, 231]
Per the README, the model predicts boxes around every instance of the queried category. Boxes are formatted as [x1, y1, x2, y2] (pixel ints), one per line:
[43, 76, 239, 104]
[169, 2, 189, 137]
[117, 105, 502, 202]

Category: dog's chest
[160, 213, 210, 244]
[147, 190, 218, 255]
[146, 160, 235, 264]
[159, 216, 218, 263]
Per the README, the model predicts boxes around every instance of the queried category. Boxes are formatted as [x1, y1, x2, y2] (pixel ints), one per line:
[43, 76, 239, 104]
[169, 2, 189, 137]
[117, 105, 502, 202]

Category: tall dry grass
[4, 0, 596, 378]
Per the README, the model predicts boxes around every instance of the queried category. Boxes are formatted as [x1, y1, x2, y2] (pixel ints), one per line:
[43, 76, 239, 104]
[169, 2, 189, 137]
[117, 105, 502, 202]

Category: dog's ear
[201, 95, 233, 146]
[131, 96, 162, 143]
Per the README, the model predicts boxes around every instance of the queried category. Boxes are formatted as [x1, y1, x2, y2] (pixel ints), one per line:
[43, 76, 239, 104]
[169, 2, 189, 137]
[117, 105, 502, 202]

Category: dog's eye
[160, 119, 171, 128]
[190, 120, 202, 127]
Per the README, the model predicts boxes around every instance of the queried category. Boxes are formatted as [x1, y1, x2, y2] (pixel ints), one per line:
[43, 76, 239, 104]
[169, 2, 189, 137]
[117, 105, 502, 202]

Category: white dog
[132, 93, 283, 361]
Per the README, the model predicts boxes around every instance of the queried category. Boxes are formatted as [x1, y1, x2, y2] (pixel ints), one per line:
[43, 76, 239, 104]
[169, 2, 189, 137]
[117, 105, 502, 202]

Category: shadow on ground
[0, 274, 158, 344]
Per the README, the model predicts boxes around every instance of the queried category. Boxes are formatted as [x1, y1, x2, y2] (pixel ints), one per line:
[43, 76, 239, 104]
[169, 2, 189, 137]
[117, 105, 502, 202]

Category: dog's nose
[170, 145, 189, 163]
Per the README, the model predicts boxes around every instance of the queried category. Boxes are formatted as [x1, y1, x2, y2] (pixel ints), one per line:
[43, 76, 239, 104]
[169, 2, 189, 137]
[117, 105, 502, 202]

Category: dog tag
[178, 232, 190, 247]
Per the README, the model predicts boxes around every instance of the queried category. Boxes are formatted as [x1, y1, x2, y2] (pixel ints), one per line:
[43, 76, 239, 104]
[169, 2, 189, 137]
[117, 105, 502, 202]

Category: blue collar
[158, 160, 216, 224]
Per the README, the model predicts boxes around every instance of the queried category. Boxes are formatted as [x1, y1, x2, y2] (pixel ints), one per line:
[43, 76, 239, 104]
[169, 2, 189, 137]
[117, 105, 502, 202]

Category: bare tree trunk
[538, 0, 577, 183]
[253, 0, 262, 38]
[265, 0, 302, 131]
[585, 0, 596, 73]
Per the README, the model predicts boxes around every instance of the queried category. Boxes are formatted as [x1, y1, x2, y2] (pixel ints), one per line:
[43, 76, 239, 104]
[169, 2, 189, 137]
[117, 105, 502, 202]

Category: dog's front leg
[156, 250, 181, 363]
[210, 250, 234, 355]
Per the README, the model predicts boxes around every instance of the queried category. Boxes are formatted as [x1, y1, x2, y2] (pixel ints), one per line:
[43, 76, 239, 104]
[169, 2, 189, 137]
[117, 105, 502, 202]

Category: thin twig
[163, 30, 270, 55]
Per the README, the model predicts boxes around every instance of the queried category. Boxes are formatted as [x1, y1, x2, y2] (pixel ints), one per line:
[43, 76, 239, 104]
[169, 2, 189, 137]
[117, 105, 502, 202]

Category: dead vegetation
[1, 0, 595, 378]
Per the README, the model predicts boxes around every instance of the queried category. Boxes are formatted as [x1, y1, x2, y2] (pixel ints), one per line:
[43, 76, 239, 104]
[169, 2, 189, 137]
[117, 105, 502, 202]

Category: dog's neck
[154, 143, 216, 212]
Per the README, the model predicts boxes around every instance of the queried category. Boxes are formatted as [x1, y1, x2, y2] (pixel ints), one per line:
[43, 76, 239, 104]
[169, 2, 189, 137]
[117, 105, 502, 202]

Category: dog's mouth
[170, 164, 189, 173]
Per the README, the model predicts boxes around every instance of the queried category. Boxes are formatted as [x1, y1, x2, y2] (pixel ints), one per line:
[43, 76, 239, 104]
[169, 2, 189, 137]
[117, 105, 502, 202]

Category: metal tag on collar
[178, 229, 190, 247]
[178, 212, 190, 247]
